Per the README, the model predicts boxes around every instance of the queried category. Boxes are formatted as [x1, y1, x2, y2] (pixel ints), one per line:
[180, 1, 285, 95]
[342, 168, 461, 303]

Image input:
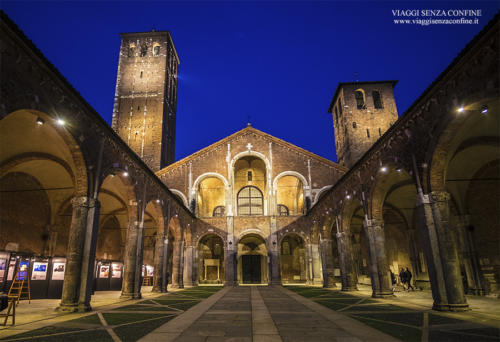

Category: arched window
[153, 44, 161, 56]
[140, 45, 147, 57]
[213, 206, 225, 217]
[277, 204, 289, 216]
[372, 91, 383, 109]
[353, 122, 357, 129]
[128, 44, 135, 57]
[355, 90, 365, 109]
[338, 99, 343, 115]
[237, 186, 263, 216]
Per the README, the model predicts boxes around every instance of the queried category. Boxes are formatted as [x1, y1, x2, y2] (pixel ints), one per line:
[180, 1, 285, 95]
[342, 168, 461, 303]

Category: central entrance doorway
[237, 233, 268, 285]
[242, 255, 261, 283]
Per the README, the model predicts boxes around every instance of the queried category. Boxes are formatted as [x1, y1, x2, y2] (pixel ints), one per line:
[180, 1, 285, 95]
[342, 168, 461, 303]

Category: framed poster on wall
[0, 258, 6, 280]
[99, 265, 109, 278]
[6, 259, 16, 280]
[146, 265, 154, 277]
[32, 262, 48, 280]
[52, 262, 65, 280]
[112, 263, 122, 278]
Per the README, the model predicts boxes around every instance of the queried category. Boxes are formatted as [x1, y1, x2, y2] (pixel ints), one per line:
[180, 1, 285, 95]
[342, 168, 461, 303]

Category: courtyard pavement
[1, 285, 499, 341]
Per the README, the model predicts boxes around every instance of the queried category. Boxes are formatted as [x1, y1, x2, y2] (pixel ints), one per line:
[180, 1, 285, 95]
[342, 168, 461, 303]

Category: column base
[341, 285, 358, 291]
[224, 281, 237, 287]
[270, 280, 281, 285]
[170, 285, 184, 289]
[448, 303, 470, 312]
[151, 287, 163, 293]
[120, 292, 142, 299]
[372, 290, 394, 298]
[56, 303, 79, 313]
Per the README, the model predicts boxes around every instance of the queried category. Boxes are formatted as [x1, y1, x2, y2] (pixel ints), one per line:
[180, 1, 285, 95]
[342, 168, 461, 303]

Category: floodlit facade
[0, 11, 499, 314]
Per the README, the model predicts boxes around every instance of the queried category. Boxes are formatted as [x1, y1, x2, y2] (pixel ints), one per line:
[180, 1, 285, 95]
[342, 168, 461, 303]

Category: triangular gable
[157, 125, 347, 175]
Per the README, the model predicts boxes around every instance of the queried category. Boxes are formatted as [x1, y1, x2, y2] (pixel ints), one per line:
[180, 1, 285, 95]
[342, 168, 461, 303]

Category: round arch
[192, 172, 229, 190]
[169, 189, 188, 207]
[313, 185, 333, 205]
[272, 170, 308, 190]
[1, 109, 89, 195]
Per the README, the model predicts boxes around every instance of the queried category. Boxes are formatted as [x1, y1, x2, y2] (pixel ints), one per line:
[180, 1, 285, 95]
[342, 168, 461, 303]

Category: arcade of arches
[0, 11, 499, 315]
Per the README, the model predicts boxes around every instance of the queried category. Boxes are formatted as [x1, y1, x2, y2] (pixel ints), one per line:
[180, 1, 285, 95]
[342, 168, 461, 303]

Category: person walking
[399, 268, 407, 291]
[405, 267, 415, 291]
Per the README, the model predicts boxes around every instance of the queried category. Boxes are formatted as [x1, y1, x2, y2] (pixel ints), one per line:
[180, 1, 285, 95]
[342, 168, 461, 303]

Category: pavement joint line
[280, 286, 401, 342]
[97, 312, 122, 342]
[251, 287, 282, 342]
[348, 313, 422, 330]
[421, 312, 429, 342]
[137, 286, 230, 342]
[337, 297, 369, 312]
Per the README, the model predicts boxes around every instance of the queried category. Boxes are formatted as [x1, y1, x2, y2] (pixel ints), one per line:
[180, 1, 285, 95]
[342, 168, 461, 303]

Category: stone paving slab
[139, 286, 402, 342]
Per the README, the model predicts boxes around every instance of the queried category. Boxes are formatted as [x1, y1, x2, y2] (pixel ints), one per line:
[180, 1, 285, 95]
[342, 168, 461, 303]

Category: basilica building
[0, 10, 499, 315]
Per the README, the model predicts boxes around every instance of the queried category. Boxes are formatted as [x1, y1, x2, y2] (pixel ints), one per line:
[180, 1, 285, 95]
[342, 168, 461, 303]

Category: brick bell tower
[328, 81, 398, 168]
[112, 30, 179, 171]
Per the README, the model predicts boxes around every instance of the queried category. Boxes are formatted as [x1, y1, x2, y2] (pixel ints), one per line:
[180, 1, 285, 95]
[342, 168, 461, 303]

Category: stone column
[429, 192, 468, 310]
[58, 197, 99, 312]
[161, 237, 169, 292]
[225, 216, 237, 286]
[152, 233, 165, 292]
[269, 217, 281, 285]
[321, 238, 336, 288]
[121, 218, 140, 299]
[457, 215, 484, 295]
[306, 243, 323, 286]
[363, 219, 393, 298]
[415, 192, 449, 310]
[183, 245, 195, 287]
[170, 241, 183, 288]
[305, 243, 313, 285]
[336, 232, 358, 291]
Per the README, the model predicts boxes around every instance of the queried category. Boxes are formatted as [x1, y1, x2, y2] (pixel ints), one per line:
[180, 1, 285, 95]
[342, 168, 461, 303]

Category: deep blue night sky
[2, 1, 498, 162]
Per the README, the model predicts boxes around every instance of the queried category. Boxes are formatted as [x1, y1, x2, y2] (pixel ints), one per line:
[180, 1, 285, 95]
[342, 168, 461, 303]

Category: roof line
[157, 126, 347, 175]
[0, 10, 193, 217]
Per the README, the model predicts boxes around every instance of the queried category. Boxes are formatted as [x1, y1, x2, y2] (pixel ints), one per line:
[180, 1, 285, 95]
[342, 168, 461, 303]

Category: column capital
[336, 231, 346, 239]
[71, 196, 99, 208]
[430, 191, 450, 203]
[363, 218, 384, 230]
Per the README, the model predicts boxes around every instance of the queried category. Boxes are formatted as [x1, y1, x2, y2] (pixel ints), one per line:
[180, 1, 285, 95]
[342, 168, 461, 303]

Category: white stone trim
[313, 185, 333, 205]
[169, 188, 188, 207]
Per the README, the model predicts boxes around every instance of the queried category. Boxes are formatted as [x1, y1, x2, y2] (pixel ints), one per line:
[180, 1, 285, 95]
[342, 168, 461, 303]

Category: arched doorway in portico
[237, 233, 268, 284]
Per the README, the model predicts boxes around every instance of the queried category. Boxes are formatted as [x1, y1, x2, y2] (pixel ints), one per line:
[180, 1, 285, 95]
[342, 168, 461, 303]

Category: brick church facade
[1, 10, 499, 313]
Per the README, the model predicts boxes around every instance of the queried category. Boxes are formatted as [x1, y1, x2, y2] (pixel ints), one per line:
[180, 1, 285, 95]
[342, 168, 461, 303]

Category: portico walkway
[139, 286, 398, 342]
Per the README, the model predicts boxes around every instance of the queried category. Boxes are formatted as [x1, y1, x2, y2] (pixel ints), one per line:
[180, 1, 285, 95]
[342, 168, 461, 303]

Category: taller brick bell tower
[328, 81, 399, 168]
[112, 30, 179, 171]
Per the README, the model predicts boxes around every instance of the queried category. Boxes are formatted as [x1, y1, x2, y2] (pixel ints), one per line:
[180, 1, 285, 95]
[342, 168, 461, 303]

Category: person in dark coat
[399, 268, 407, 290]
[405, 267, 415, 291]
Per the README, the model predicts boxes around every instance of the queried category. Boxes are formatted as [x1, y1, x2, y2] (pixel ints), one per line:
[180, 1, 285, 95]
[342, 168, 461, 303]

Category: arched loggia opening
[429, 98, 500, 296]
[197, 234, 224, 284]
[237, 233, 268, 284]
[342, 199, 370, 286]
[196, 177, 226, 217]
[370, 167, 429, 291]
[97, 170, 136, 295]
[275, 175, 305, 216]
[234, 156, 267, 216]
[280, 234, 306, 284]
[0, 109, 88, 302]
